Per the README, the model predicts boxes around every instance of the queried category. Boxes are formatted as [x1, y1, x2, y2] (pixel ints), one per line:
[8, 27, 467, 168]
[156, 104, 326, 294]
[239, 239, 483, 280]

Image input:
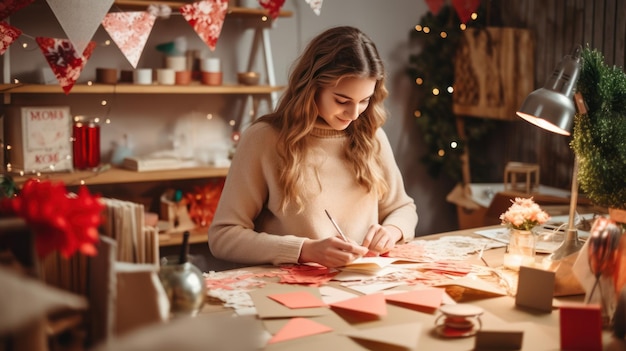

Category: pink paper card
[268, 317, 333, 344]
[384, 287, 444, 314]
[267, 291, 328, 309]
[329, 293, 387, 320]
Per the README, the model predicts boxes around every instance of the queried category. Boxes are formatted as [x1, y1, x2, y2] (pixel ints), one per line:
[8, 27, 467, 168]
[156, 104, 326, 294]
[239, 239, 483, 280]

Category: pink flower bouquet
[500, 197, 551, 231]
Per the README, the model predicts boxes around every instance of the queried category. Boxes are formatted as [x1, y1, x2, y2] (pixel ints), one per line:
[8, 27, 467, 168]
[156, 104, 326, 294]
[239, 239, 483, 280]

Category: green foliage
[571, 47, 626, 209]
[406, 6, 494, 182]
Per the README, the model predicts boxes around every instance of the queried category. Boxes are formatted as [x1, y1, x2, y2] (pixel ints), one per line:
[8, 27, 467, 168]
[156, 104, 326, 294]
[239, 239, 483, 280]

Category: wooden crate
[453, 27, 535, 120]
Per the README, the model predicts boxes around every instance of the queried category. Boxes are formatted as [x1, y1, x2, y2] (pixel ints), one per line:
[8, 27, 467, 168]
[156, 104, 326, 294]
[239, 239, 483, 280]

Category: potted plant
[571, 47, 626, 222]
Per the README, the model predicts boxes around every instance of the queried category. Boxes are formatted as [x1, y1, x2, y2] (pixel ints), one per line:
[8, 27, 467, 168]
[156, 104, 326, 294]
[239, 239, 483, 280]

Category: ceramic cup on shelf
[175, 70, 192, 85]
[96, 68, 118, 84]
[165, 55, 187, 71]
[200, 58, 221, 72]
[156, 68, 175, 85]
[133, 68, 153, 85]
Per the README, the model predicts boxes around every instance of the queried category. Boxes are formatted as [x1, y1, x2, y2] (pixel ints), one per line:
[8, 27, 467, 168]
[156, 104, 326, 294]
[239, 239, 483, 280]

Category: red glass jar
[73, 119, 100, 169]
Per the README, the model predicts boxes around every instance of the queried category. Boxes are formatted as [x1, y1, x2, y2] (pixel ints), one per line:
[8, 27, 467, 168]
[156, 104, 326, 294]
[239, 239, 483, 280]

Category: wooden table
[100, 226, 626, 351]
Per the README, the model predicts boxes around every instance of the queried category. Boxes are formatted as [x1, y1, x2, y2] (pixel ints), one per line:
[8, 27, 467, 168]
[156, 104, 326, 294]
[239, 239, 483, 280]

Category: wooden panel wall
[491, 0, 626, 189]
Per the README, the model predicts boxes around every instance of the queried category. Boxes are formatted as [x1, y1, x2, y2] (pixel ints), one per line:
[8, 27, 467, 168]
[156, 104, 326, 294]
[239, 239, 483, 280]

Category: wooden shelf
[113, 1, 293, 18]
[0, 83, 285, 95]
[11, 165, 229, 187]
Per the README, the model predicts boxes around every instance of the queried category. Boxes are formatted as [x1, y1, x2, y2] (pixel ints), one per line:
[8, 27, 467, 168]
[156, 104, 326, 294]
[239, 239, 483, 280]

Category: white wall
[4, 0, 459, 235]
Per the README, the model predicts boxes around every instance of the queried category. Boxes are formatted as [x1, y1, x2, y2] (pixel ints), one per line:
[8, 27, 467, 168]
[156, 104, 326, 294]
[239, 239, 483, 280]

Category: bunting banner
[180, 0, 229, 52]
[425, 0, 445, 16]
[259, 0, 285, 19]
[304, 0, 323, 16]
[102, 11, 157, 69]
[0, 22, 22, 56]
[452, 0, 481, 24]
[36, 37, 95, 94]
[45, 0, 114, 54]
[0, 0, 34, 21]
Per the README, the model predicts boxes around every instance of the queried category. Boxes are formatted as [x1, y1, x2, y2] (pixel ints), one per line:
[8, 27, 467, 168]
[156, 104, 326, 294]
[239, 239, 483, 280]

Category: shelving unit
[0, 83, 284, 95]
[11, 166, 230, 187]
[4, 1, 294, 249]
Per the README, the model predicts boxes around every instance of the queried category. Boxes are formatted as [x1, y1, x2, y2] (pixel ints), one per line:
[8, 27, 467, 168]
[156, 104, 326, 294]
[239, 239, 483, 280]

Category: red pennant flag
[0, 0, 34, 21]
[259, 0, 285, 19]
[36, 37, 95, 94]
[0, 21, 22, 55]
[452, 0, 481, 24]
[425, 0, 445, 16]
[102, 11, 156, 68]
[180, 0, 228, 52]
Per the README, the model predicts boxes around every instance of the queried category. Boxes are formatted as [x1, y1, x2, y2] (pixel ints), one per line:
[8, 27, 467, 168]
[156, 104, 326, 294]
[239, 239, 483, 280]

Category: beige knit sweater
[208, 121, 418, 266]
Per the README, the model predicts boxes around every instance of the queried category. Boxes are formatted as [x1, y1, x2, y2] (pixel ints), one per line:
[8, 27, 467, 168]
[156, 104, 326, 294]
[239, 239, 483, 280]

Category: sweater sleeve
[207, 123, 305, 265]
[375, 129, 418, 243]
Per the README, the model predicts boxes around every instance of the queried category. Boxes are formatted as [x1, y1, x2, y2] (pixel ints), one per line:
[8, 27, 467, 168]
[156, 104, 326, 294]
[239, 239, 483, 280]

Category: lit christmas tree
[406, 5, 494, 182]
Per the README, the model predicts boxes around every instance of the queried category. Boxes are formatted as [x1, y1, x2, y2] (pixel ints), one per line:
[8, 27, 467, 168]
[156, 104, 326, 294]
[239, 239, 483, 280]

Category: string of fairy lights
[411, 11, 478, 159]
[406, 6, 494, 182]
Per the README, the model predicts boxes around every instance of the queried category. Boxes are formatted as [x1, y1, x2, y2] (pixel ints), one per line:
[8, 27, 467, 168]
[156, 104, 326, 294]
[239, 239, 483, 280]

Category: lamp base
[547, 228, 584, 261]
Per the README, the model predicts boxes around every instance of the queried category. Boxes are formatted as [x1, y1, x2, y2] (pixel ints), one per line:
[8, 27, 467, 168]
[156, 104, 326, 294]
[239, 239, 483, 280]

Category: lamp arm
[567, 154, 580, 231]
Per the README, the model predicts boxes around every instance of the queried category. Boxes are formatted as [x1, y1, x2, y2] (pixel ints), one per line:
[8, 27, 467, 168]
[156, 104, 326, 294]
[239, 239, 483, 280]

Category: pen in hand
[324, 209, 349, 242]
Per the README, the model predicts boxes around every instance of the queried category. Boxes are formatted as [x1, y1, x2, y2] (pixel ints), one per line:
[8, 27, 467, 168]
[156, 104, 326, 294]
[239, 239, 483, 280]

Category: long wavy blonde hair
[257, 26, 389, 213]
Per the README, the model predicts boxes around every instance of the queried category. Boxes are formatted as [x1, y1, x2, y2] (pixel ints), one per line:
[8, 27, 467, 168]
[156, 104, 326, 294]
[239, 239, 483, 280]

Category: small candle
[503, 253, 534, 271]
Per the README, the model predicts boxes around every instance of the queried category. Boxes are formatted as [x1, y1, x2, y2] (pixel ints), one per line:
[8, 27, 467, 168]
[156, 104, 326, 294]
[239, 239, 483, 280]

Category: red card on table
[559, 303, 602, 351]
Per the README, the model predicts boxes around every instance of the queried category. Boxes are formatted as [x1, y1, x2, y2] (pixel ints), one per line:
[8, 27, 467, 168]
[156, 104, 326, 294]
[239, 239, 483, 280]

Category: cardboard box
[447, 183, 580, 229]
[5, 106, 73, 173]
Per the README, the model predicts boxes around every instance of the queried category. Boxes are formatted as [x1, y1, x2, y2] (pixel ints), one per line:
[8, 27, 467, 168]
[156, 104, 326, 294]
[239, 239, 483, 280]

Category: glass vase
[503, 228, 536, 271]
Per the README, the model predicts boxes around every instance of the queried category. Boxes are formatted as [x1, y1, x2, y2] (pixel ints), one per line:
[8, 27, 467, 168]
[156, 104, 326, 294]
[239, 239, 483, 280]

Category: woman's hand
[299, 237, 369, 268]
[361, 224, 402, 255]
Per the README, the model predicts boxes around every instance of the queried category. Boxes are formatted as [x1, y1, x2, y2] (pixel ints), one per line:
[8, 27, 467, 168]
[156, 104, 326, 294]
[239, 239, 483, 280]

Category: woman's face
[315, 76, 376, 130]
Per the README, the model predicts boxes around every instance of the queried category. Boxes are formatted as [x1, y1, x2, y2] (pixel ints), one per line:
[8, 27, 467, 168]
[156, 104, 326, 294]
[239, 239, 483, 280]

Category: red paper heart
[425, 0, 445, 16]
[452, 0, 481, 24]
[0, 0, 34, 21]
[259, 0, 285, 20]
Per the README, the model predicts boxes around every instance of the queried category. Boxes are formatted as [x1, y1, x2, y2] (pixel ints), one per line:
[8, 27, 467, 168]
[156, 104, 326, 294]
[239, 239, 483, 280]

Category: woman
[208, 26, 418, 268]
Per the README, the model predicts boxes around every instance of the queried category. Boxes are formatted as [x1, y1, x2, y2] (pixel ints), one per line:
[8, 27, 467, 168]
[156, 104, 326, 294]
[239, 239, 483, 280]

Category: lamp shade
[516, 46, 582, 136]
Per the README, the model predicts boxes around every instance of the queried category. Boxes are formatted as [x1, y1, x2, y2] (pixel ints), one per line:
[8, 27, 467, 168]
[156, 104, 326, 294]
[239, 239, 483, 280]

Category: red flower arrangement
[0, 179, 104, 259]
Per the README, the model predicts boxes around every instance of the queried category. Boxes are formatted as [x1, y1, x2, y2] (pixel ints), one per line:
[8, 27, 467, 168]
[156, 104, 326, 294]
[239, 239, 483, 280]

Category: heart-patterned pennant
[259, 0, 285, 20]
[452, 0, 481, 24]
[0, 21, 22, 55]
[102, 11, 156, 68]
[0, 0, 34, 21]
[180, 0, 229, 52]
[304, 0, 323, 16]
[36, 37, 95, 94]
